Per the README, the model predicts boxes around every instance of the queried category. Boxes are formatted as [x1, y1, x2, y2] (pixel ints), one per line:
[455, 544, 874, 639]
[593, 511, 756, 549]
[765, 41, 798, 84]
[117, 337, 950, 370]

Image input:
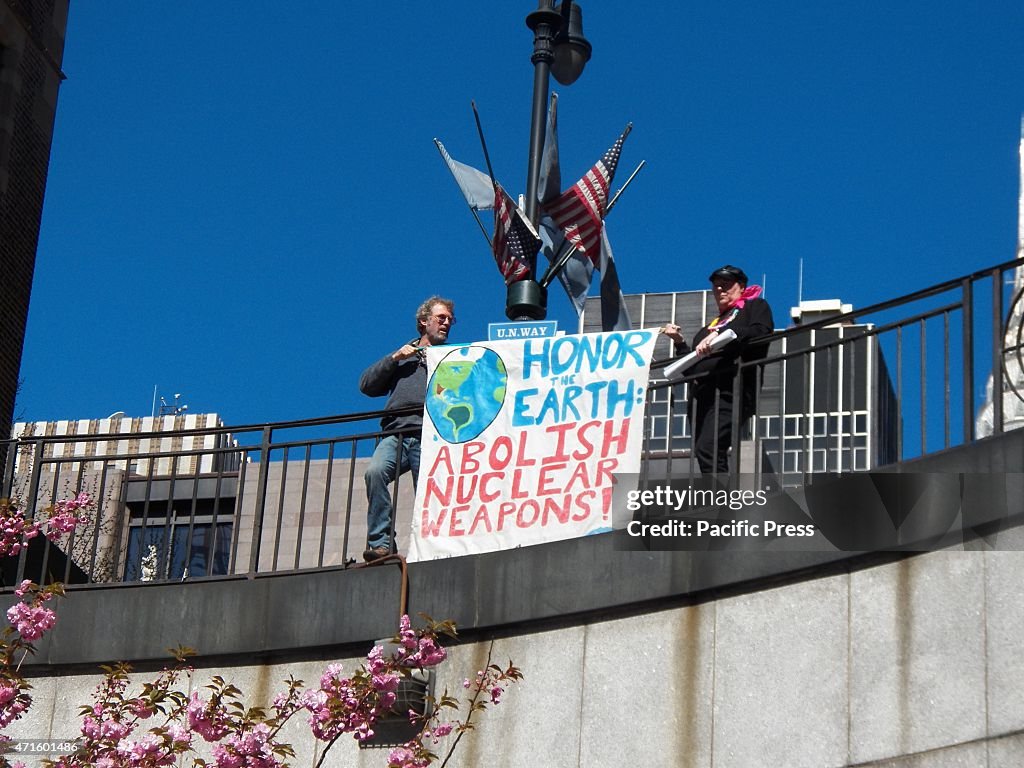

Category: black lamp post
[505, 0, 592, 321]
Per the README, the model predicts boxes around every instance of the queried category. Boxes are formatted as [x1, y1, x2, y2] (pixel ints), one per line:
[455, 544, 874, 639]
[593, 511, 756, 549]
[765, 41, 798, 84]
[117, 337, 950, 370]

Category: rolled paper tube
[663, 329, 738, 379]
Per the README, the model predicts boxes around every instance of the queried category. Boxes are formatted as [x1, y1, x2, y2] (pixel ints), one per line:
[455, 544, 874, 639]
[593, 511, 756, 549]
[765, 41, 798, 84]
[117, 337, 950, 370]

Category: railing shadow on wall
[3, 257, 1023, 589]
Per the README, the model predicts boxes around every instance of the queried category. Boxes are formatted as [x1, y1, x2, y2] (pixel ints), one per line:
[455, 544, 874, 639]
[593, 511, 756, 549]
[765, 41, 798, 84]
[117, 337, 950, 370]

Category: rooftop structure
[789, 298, 855, 325]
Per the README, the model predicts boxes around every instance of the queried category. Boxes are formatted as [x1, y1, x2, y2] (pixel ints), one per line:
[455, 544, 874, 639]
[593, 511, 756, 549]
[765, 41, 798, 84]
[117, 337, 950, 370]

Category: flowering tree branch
[0, 496, 522, 768]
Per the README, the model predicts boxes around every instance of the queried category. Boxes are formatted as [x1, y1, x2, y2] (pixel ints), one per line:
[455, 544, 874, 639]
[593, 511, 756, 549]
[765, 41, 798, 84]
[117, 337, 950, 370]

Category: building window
[644, 383, 691, 454]
[124, 512, 231, 581]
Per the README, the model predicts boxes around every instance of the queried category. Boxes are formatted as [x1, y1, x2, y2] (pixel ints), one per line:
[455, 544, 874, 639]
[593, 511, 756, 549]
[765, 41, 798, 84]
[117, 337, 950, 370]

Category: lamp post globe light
[506, 0, 592, 321]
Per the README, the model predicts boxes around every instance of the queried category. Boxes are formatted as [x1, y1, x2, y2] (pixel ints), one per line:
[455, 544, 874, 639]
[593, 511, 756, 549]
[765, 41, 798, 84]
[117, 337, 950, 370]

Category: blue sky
[16, 1, 1024, 426]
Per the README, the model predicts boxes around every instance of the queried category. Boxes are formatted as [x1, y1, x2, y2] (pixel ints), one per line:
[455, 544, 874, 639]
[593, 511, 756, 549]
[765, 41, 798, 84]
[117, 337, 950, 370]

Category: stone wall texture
[9, 548, 1024, 768]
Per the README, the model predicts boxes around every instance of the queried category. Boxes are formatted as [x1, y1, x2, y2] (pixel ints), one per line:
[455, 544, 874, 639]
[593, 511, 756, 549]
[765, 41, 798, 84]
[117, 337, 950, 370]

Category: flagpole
[495, 1, 592, 321]
[524, 2, 564, 231]
[475, 97, 547, 321]
[432, 139, 492, 248]
[471, 100, 498, 188]
[538, 159, 646, 288]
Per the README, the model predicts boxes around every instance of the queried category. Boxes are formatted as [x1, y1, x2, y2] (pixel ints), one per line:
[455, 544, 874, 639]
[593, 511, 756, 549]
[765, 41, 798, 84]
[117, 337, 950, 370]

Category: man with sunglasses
[359, 296, 455, 561]
[661, 266, 774, 477]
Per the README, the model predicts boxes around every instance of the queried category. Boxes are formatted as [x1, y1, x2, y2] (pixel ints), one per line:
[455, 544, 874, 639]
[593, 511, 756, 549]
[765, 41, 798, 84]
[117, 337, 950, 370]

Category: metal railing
[3, 258, 1022, 588]
[0, 411, 420, 587]
[642, 256, 1024, 488]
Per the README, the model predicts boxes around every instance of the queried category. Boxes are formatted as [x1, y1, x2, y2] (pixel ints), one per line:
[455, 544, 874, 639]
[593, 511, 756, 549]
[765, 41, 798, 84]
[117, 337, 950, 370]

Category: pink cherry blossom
[187, 692, 231, 741]
[212, 723, 280, 768]
[6, 601, 56, 641]
[0, 696, 28, 728]
[130, 697, 155, 718]
[99, 717, 131, 741]
[387, 744, 429, 768]
[398, 615, 418, 650]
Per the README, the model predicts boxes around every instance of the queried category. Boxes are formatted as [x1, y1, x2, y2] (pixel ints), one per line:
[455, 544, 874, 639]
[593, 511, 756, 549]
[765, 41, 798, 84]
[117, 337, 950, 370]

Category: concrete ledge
[7, 429, 1023, 667]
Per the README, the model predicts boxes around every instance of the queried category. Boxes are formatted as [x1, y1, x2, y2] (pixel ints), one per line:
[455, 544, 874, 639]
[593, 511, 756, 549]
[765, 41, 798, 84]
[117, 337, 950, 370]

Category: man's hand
[391, 343, 420, 361]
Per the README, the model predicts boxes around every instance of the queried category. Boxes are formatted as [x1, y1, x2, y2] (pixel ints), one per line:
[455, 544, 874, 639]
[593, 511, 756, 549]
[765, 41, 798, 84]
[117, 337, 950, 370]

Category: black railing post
[293, 444, 313, 570]
[14, 441, 45, 584]
[776, 345, 786, 479]
[320, 441, 337, 567]
[248, 426, 274, 575]
[920, 318, 927, 456]
[687, 381, 698, 480]
[23, 440, 43, 517]
[710, 388, 721, 484]
[227, 457, 249, 575]
[271, 446, 290, 571]
[1, 439, 16, 498]
[112, 464, 130, 582]
[803, 336, 814, 482]
[730, 364, 743, 487]
[962, 278, 975, 443]
[388, 435, 406, 553]
[638, 388, 651, 491]
[340, 440, 357, 566]
[944, 312, 951, 448]
[86, 459, 112, 581]
[992, 267, 1005, 435]
[896, 326, 904, 461]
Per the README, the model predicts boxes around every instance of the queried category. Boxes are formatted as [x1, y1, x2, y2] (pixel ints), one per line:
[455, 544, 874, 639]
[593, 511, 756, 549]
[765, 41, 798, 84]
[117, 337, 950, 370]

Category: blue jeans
[365, 434, 421, 550]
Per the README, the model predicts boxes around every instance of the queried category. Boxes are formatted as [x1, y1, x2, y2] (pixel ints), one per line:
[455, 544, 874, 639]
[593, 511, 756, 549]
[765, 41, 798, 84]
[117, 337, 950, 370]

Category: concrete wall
[6, 424, 1023, 766]
[8, 547, 1024, 768]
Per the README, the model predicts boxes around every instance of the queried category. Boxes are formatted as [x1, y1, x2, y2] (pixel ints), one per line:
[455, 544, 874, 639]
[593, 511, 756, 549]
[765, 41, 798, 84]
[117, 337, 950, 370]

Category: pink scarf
[730, 285, 762, 310]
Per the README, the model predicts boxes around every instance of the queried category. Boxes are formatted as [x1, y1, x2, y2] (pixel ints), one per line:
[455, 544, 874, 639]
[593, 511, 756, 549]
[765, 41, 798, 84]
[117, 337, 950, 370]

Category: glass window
[124, 514, 232, 581]
[812, 449, 827, 472]
[783, 451, 801, 473]
[855, 412, 868, 434]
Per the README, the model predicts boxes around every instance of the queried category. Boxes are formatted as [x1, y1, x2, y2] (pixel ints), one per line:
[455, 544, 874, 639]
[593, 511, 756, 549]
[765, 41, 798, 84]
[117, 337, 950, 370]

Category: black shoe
[363, 545, 391, 562]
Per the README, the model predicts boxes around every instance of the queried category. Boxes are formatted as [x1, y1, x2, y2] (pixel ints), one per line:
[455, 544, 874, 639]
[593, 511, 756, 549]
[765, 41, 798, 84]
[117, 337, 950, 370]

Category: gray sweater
[359, 352, 428, 433]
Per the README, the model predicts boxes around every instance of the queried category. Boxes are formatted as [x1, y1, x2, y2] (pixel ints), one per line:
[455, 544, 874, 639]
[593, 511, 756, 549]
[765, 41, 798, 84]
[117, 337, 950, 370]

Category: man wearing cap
[359, 295, 455, 561]
[661, 266, 774, 476]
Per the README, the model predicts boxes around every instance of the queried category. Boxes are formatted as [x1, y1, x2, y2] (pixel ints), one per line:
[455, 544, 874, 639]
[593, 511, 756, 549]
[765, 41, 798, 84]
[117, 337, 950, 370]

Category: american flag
[492, 184, 539, 284]
[544, 123, 631, 263]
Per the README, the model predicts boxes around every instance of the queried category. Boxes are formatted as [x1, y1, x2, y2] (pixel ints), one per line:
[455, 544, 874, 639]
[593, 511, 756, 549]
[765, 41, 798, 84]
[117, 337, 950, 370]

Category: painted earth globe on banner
[426, 346, 507, 443]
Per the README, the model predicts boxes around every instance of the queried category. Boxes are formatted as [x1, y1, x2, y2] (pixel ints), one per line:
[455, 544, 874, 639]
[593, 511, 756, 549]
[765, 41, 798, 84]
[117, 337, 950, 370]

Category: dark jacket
[359, 350, 428, 433]
[674, 297, 775, 414]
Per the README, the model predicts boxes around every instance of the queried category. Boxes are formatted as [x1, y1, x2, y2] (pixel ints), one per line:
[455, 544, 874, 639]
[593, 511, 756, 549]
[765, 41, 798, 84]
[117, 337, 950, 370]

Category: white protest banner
[408, 329, 658, 561]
